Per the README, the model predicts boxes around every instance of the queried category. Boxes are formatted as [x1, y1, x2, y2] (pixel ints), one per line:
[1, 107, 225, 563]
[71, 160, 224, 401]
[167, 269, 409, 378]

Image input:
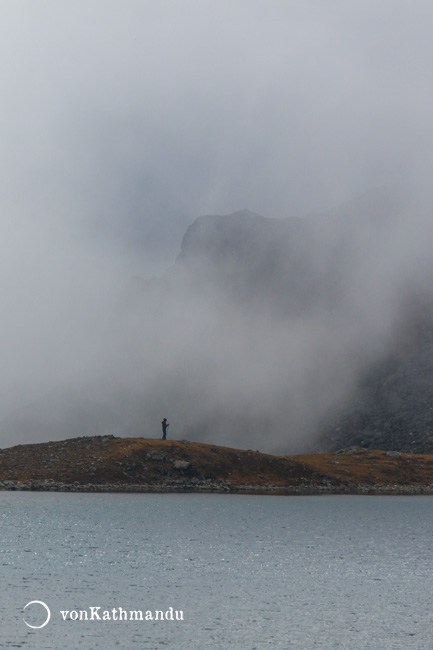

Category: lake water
[1, 493, 433, 649]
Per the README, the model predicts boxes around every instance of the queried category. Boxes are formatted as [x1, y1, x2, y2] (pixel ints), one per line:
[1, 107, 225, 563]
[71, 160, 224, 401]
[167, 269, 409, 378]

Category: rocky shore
[1, 479, 433, 495]
[1, 436, 433, 495]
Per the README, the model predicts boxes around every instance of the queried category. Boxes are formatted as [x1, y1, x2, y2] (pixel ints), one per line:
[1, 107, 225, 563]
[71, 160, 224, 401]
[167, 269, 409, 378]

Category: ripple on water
[1, 493, 433, 649]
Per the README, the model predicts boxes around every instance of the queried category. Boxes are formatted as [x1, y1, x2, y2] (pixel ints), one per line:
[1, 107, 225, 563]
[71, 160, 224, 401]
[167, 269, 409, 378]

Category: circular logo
[23, 601, 51, 629]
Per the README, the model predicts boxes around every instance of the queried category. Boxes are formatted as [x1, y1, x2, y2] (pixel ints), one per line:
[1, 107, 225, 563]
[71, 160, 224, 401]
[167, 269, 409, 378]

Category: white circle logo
[23, 601, 51, 629]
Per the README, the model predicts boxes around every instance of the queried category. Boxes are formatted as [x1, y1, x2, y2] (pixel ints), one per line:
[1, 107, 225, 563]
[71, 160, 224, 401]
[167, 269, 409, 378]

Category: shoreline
[2, 479, 433, 496]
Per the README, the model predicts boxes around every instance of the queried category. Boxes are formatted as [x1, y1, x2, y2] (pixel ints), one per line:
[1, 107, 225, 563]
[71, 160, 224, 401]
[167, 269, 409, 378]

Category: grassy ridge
[0, 436, 433, 493]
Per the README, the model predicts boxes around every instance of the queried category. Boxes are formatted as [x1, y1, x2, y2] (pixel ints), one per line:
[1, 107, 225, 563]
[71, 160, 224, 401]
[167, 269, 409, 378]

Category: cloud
[0, 2, 432, 447]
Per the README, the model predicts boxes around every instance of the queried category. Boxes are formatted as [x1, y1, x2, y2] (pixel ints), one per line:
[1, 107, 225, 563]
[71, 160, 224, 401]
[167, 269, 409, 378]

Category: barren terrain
[1, 436, 433, 494]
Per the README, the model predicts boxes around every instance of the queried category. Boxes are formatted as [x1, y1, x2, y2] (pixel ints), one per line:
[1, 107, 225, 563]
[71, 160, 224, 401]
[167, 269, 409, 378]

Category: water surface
[1, 493, 432, 649]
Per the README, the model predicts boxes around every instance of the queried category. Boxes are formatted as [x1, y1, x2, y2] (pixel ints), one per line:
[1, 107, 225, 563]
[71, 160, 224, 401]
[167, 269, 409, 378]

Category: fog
[1, 2, 433, 451]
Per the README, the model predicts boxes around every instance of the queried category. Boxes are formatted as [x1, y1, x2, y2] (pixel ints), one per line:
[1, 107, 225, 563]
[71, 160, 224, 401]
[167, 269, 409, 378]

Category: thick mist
[96, 190, 433, 453]
[1, 3, 433, 451]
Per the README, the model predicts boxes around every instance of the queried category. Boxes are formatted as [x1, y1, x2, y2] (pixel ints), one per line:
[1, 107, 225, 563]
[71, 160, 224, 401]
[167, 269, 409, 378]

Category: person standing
[161, 418, 169, 440]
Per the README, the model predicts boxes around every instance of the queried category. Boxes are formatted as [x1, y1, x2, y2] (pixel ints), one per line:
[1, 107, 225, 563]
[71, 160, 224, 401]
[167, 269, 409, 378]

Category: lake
[1, 493, 432, 649]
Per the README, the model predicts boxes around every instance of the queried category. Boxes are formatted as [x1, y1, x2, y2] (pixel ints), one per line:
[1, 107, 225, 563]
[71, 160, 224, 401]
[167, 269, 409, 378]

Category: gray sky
[1, 1, 432, 425]
[2, 1, 432, 226]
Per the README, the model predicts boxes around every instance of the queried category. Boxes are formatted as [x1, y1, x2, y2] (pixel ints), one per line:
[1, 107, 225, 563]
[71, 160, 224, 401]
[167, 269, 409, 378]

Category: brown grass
[1, 437, 433, 489]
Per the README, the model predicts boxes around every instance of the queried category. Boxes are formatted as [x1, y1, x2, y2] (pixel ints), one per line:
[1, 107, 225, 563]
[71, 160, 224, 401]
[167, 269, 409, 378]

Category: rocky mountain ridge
[2, 186, 433, 453]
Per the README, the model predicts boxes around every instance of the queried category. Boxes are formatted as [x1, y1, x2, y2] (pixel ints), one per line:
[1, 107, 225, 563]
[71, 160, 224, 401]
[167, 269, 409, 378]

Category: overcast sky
[1, 1, 433, 419]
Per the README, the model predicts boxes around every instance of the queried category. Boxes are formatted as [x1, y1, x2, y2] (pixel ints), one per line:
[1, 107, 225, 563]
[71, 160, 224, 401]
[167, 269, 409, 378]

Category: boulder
[172, 460, 191, 471]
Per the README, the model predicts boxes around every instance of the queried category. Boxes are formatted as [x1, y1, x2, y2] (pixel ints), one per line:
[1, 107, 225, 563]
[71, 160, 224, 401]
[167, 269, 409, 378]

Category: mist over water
[1, 2, 433, 452]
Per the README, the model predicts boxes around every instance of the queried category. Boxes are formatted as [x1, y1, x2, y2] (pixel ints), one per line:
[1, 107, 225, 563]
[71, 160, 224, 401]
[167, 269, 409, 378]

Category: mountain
[2, 186, 433, 453]
[320, 331, 433, 454]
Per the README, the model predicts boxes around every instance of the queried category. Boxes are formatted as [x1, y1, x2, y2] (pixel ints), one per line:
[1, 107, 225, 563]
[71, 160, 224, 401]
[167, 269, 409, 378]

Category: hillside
[1, 435, 433, 495]
[320, 310, 433, 454]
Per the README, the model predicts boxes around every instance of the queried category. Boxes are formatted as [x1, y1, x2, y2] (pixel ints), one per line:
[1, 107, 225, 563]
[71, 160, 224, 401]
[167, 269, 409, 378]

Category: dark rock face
[320, 338, 433, 454]
[176, 210, 319, 313]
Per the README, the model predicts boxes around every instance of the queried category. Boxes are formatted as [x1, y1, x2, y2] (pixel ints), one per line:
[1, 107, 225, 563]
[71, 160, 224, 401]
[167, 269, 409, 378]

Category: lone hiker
[161, 418, 169, 440]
